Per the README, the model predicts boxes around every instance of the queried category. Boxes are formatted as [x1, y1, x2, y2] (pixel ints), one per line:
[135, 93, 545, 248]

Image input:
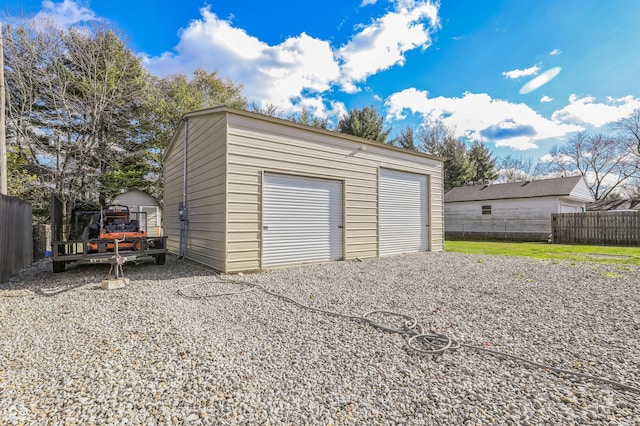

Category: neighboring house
[444, 176, 594, 241]
[163, 106, 444, 273]
[587, 198, 640, 211]
[111, 190, 162, 237]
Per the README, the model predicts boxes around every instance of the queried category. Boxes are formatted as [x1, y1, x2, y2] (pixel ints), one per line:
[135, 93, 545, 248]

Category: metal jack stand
[101, 240, 130, 290]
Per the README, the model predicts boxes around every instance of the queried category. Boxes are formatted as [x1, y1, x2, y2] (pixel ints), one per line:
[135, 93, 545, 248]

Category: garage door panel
[379, 169, 428, 256]
[263, 174, 343, 267]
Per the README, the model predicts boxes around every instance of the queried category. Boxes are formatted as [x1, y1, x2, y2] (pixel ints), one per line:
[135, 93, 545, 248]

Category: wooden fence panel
[552, 211, 640, 246]
[0, 193, 34, 282]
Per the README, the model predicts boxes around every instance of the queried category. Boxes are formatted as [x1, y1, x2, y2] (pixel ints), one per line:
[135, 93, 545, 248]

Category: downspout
[178, 117, 189, 259]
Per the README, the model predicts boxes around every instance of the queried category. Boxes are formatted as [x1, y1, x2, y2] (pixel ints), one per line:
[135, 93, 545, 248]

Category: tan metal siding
[163, 113, 228, 271]
[225, 114, 443, 271]
[163, 133, 184, 255]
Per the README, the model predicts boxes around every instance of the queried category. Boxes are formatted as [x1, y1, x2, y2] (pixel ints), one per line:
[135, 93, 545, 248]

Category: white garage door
[379, 169, 428, 256]
[263, 173, 343, 267]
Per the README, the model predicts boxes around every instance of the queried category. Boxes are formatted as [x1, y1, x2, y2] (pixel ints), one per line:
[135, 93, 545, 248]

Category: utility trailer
[50, 193, 168, 273]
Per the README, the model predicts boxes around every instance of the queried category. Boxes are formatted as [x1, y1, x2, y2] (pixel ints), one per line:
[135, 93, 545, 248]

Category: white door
[263, 173, 343, 267]
[379, 169, 428, 255]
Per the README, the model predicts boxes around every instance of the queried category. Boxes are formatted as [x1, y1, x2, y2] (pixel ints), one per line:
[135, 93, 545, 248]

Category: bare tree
[4, 19, 148, 224]
[616, 178, 640, 199]
[544, 132, 639, 200]
[611, 109, 640, 197]
[612, 108, 640, 153]
[418, 118, 455, 154]
[497, 155, 537, 182]
[418, 119, 474, 191]
[249, 103, 282, 118]
[140, 69, 247, 200]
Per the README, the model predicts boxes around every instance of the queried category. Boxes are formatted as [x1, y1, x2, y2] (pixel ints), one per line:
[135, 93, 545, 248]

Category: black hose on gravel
[177, 277, 640, 395]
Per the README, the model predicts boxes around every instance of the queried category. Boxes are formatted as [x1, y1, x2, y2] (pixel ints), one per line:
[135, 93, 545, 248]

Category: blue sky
[3, 0, 640, 165]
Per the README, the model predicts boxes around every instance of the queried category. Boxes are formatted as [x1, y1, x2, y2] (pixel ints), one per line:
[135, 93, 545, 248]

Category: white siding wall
[569, 178, 595, 203]
[445, 197, 559, 237]
[112, 191, 162, 236]
[558, 197, 586, 213]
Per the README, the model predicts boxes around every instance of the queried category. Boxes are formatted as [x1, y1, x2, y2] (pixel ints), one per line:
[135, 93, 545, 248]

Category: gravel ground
[1, 251, 639, 425]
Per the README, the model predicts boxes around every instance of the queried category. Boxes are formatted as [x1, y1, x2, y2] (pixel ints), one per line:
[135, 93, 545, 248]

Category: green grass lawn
[444, 240, 640, 267]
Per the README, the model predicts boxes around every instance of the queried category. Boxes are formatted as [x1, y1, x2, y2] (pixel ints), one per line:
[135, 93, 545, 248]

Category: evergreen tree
[441, 138, 476, 191]
[337, 105, 390, 143]
[468, 141, 498, 184]
[288, 107, 329, 129]
[391, 126, 418, 151]
[419, 119, 475, 191]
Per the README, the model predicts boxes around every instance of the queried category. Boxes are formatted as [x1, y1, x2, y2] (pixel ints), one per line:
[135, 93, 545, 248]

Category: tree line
[3, 18, 640, 225]
[3, 19, 246, 223]
[332, 105, 640, 201]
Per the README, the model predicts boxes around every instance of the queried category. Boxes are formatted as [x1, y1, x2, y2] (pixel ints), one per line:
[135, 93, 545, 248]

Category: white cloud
[540, 95, 553, 103]
[385, 90, 583, 150]
[502, 65, 540, 79]
[385, 89, 640, 154]
[143, 7, 340, 112]
[336, 1, 439, 88]
[551, 94, 640, 128]
[384, 87, 432, 120]
[143, 2, 440, 115]
[28, 0, 101, 27]
[341, 82, 361, 94]
[360, 0, 377, 5]
[550, 49, 562, 56]
[519, 67, 561, 94]
[539, 153, 573, 164]
[329, 100, 349, 121]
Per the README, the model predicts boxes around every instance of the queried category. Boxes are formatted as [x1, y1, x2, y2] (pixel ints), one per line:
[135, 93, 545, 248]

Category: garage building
[163, 107, 444, 273]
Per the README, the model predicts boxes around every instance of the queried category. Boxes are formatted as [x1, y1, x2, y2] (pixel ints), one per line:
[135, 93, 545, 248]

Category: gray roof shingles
[444, 176, 584, 203]
[587, 198, 640, 211]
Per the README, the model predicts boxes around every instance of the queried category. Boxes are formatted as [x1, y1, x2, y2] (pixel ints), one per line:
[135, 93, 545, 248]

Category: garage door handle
[338, 225, 344, 229]
[263, 226, 269, 230]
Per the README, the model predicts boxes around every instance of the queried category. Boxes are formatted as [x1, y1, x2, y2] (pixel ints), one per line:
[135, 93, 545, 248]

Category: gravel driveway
[1, 251, 639, 425]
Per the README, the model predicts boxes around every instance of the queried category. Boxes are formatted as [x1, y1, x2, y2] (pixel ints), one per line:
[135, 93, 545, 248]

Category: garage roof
[444, 176, 586, 202]
[587, 198, 640, 211]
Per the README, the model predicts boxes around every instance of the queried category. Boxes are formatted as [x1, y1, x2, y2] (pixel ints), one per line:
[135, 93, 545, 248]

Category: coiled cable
[177, 276, 640, 395]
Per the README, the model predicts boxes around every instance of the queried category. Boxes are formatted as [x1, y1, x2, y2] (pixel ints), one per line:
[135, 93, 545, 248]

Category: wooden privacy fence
[552, 211, 640, 246]
[0, 193, 33, 282]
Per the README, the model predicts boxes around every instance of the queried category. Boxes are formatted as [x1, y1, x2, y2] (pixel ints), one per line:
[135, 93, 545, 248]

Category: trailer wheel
[155, 254, 166, 265]
[53, 261, 65, 273]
